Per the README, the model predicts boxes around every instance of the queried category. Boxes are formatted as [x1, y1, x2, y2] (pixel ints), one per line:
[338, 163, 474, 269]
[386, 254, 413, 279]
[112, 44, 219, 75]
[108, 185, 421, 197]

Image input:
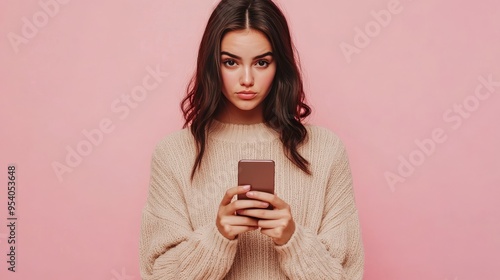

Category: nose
[240, 66, 254, 87]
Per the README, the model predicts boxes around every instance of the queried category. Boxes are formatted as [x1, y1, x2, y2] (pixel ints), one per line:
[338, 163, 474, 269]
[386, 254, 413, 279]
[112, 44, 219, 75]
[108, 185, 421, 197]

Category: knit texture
[139, 120, 364, 279]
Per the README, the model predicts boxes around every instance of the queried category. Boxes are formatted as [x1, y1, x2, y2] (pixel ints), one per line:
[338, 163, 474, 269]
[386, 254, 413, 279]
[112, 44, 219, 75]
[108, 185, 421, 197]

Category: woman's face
[217, 28, 276, 124]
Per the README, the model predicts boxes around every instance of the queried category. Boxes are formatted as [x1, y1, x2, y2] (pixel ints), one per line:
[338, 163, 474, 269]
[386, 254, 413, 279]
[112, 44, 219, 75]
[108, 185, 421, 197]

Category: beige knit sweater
[139, 120, 364, 279]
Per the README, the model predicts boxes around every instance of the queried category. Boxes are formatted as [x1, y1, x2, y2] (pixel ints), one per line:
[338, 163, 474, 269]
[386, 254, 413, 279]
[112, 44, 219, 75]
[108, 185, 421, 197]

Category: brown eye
[256, 60, 269, 67]
[223, 59, 237, 67]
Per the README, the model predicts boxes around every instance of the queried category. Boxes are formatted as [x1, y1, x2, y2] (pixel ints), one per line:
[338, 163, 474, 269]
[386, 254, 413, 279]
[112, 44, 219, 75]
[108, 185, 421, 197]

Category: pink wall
[1, 0, 499, 279]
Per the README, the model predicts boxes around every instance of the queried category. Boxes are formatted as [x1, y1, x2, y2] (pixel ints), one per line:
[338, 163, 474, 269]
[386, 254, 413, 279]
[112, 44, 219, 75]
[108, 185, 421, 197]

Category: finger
[225, 200, 269, 215]
[236, 208, 281, 220]
[260, 227, 281, 239]
[229, 225, 260, 237]
[245, 191, 288, 209]
[257, 218, 286, 229]
[228, 199, 270, 213]
[220, 185, 251, 206]
[221, 215, 260, 227]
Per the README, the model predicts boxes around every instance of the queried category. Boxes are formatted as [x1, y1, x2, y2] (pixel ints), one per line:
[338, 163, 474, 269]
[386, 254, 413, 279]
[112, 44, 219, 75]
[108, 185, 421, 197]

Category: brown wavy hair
[181, 0, 312, 180]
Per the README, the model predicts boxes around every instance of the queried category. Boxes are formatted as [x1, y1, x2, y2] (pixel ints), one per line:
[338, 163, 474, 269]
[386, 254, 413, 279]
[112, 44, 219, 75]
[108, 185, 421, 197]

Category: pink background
[1, 0, 499, 279]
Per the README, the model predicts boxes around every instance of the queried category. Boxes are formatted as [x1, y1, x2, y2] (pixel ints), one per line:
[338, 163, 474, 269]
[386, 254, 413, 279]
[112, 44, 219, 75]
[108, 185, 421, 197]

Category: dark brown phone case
[237, 159, 275, 210]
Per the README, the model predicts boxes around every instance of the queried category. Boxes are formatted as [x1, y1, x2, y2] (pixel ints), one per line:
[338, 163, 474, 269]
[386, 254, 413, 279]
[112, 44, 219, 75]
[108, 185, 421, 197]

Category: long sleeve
[139, 123, 364, 279]
[139, 141, 238, 280]
[274, 136, 364, 279]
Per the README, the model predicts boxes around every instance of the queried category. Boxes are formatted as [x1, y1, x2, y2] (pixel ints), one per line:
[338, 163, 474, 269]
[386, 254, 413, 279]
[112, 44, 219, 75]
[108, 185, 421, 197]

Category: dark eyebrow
[221, 51, 273, 60]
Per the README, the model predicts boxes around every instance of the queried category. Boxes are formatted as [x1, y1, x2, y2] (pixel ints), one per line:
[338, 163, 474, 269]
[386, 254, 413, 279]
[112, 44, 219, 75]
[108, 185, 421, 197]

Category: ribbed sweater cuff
[274, 224, 344, 277]
[186, 224, 239, 277]
[199, 223, 239, 258]
[152, 224, 239, 278]
[274, 224, 307, 256]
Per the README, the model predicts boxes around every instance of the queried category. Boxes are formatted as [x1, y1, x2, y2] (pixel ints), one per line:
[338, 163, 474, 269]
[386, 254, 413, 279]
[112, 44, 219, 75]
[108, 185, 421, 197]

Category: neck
[208, 119, 279, 143]
[214, 103, 264, 124]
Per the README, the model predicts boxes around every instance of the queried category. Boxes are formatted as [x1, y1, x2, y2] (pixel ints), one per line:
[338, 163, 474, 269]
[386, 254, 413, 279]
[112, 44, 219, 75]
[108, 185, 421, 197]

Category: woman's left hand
[236, 191, 295, 245]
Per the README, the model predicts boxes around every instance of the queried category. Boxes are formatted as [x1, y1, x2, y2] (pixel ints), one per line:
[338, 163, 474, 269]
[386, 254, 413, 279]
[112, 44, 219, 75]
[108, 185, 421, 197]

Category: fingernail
[242, 185, 251, 190]
[246, 191, 254, 197]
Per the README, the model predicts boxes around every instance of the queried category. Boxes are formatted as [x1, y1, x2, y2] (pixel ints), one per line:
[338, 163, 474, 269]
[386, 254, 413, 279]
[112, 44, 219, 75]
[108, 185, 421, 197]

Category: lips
[236, 91, 257, 100]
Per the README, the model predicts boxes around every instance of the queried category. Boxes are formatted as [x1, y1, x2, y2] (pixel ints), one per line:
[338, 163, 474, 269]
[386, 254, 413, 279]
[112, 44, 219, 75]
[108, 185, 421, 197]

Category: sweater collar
[208, 119, 280, 143]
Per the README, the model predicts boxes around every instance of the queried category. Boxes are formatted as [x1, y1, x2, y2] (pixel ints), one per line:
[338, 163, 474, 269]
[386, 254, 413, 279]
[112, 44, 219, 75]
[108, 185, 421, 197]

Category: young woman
[139, 0, 364, 279]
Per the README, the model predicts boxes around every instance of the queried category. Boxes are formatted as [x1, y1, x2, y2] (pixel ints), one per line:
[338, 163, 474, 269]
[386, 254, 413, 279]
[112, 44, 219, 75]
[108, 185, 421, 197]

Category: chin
[233, 100, 262, 111]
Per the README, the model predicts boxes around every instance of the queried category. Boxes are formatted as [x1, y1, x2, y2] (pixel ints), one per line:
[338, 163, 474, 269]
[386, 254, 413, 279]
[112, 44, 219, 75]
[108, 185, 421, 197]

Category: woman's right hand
[216, 185, 270, 240]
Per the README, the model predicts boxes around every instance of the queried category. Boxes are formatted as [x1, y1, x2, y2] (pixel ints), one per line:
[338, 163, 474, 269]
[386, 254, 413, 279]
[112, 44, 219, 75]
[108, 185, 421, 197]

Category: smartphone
[237, 159, 275, 210]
